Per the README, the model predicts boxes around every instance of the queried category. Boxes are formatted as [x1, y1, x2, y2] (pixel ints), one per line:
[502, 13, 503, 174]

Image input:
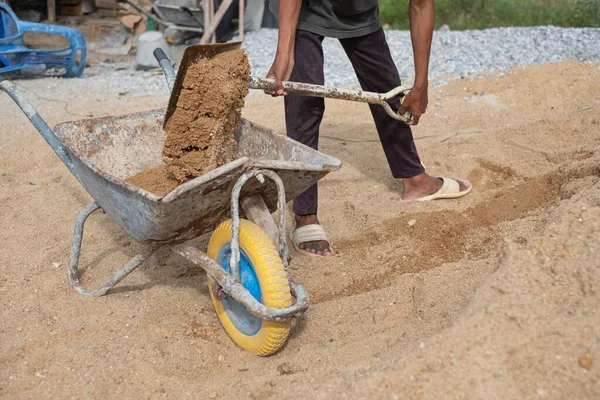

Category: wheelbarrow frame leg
[171, 243, 309, 322]
[230, 169, 290, 279]
[172, 168, 310, 322]
[68, 202, 158, 297]
[66, 175, 309, 321]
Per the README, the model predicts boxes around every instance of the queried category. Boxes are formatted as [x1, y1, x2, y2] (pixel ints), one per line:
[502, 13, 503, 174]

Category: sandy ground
[1, 60, 599, 399]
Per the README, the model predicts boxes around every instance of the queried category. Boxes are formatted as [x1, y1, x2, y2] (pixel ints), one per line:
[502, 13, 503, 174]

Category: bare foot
[295, 214, 332, 256]
[402, 173, 471, 200]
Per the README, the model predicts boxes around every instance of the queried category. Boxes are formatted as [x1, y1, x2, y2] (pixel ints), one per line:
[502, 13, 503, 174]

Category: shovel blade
[164, 42, 242, 128]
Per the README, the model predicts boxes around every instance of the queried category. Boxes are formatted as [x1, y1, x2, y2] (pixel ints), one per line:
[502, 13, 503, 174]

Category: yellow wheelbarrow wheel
[207, 219, 292, 356]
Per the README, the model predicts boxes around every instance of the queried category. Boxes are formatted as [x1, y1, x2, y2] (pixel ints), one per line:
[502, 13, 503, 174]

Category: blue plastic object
[217, 244, 263, 336]
[0, 3, 86, 78]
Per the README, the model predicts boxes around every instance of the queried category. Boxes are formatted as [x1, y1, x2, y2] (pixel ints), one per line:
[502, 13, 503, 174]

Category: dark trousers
[285, 28, 425, 216]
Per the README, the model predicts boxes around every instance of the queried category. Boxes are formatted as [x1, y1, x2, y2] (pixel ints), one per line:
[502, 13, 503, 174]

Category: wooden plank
[203, 0, 210, 37]
[209, 0, 216, 43]
[199, 0, 233, 44]
[240, 194, 279, 248]
[47, 0, 56, 22]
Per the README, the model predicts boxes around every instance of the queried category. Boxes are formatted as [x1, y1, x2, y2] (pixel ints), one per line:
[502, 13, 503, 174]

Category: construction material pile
[127, 49, 250, 196]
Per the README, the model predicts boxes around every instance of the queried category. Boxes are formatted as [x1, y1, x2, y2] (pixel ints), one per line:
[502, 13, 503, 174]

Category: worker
[267, 0, 472, 256]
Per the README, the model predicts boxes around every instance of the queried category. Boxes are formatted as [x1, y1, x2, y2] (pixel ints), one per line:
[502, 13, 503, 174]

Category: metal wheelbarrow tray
[0, 72, 341, 355]
[57, 110, 339, 245]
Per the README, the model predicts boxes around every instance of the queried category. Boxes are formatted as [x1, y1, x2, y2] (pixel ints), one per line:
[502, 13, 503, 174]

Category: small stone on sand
[578, 354, 593, 370]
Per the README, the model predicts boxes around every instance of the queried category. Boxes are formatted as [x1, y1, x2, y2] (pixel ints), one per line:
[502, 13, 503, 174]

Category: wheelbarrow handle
[0, 75, 76, 175]
[249, 76, 413, 123]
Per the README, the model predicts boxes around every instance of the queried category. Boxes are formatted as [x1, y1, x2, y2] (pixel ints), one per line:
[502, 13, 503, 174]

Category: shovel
[161, 42, 413, 127]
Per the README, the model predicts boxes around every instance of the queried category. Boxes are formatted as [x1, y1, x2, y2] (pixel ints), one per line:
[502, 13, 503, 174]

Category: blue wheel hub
[216, 244, 262, 336]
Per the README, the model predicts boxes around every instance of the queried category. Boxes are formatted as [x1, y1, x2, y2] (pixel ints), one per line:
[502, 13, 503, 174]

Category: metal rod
[249, 76, 408, 103]
[159, 59, 175, 91]
[248, 76, 413, 122]
[172, 244, 309, 322]
[68, 202, 158, 297]
[230, 169, 290, 279]
[152, 4, 169, 22]
[203, 0, 210, 39]
[166, 24, 204, 33]
[210, 0, 216, 43]
[153, 48, 175, 92]
[0, 77, 77, 177]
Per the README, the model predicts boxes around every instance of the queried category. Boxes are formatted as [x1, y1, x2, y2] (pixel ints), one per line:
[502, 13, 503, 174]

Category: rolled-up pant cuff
[292, 183, 318, 216]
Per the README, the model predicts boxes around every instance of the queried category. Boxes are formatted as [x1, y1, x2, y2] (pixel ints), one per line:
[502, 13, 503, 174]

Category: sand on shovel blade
[127, 49, 251, 197]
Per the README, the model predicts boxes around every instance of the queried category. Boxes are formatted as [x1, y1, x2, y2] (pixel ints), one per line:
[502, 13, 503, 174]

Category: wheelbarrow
[0, 52, 341, 356]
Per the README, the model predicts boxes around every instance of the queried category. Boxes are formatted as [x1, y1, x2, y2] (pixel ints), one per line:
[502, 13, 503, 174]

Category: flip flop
[411, 177, 472, 202]
[291, 224, 334, 257]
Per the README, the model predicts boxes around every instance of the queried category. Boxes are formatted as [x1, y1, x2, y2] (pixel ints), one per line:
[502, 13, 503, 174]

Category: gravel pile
[33, 26, 600, 94]
[240, 26, 600, 87]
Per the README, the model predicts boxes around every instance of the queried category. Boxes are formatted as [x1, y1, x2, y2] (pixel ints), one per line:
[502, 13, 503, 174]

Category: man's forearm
[277, 0, 303, 56]
[408, 0, 435, 89]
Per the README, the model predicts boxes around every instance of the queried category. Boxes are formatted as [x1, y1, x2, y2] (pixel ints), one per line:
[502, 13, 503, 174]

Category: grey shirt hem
[296, 19, 381, 39]
[269, 3, 382, 39]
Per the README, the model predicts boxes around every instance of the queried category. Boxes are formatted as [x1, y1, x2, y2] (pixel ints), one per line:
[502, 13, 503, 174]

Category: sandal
[291, 224, 334, 257]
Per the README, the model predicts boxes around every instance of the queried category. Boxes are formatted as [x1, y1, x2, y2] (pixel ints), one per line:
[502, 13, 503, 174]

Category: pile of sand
[1, 60, 598, 399]
[342, 173, 600, 399]
[127, 49, 250, 196]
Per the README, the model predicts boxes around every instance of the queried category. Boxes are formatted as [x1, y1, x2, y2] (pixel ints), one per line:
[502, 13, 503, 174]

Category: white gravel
[24, 26, 600, 95]
[239, 26, 600, 87]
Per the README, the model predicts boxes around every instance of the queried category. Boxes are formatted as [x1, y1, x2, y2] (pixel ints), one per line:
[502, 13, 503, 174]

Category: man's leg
[339, 28, 470, 198]
[285, 29, 332, 255]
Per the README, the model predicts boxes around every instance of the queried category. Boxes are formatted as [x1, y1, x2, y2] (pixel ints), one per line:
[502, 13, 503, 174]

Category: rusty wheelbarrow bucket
[0, 57, 341, 355]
